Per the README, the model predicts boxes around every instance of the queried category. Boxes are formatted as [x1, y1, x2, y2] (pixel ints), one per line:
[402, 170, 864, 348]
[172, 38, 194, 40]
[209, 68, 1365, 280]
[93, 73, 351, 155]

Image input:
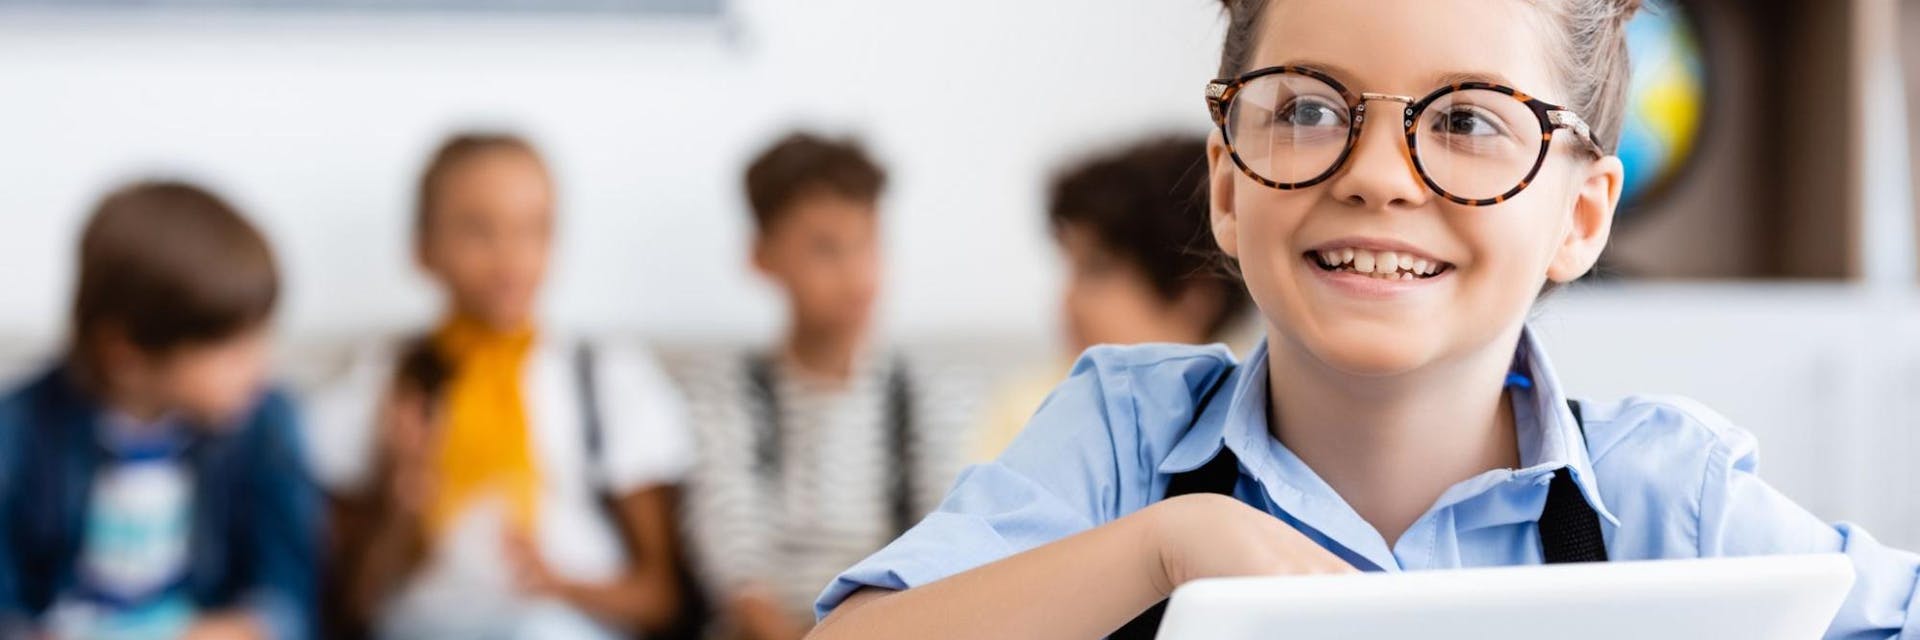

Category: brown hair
[1050, 135, 1251, 340]
[72, 181, 279, 359]
[414, 132, 546, 238]
[1214, 0, 1643, 153]
[743, 131, 886, 232]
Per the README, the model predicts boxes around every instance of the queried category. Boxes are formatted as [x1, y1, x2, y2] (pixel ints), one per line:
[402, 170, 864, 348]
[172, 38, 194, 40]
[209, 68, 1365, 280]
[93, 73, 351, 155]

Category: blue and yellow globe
[1617, 0, 1707, 211]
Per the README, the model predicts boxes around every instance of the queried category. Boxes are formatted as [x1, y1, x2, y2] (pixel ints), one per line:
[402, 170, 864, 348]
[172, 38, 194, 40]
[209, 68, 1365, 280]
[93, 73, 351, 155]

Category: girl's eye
[1433, 107, 1508, 137]
[1276, 98, 1346, 128]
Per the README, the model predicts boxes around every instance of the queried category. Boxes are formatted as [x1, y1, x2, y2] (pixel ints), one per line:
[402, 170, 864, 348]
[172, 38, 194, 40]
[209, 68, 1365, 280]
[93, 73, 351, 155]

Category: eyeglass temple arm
[1548, 110, 1601, 152]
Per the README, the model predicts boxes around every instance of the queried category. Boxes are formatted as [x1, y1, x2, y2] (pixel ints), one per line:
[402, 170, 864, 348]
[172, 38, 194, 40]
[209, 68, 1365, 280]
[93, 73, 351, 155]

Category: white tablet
[1155, 554, 1855, 640]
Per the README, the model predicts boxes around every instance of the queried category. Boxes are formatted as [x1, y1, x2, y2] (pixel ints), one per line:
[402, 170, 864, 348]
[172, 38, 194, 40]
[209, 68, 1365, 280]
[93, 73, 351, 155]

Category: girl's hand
[504, 529, 564, 598]
[374, 389, 440, 517]
[179, 612, 266, 640]
[1144, 493, 1356, 597]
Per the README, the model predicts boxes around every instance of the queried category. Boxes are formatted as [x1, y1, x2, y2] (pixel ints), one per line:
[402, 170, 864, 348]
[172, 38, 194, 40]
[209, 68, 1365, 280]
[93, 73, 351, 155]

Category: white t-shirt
[302, 334, 693, 637]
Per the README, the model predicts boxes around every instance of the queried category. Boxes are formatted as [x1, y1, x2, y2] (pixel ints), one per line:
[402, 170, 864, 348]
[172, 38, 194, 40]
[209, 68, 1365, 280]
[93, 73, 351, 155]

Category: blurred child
[680, 132, 973, 640]
[0, 182, 318, 640]
[308, 133, 695, 639]
[973, 135, 1254, 460]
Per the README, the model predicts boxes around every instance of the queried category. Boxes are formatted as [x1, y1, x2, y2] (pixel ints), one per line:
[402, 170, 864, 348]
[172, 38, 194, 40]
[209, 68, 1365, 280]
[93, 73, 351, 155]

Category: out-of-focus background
[1, 0, 1917, 550]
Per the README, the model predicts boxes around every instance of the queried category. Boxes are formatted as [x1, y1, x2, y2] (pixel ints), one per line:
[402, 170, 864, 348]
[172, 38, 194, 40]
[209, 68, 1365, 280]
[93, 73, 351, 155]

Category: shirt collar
[1155, 343, 1256, 475]
[1509, 327, 1620, 526]
[1156, 327, 1618, 524]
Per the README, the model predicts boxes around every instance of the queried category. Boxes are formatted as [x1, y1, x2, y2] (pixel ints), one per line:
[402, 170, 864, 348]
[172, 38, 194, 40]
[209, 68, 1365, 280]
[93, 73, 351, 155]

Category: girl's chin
[1293, 325, 1448, 377]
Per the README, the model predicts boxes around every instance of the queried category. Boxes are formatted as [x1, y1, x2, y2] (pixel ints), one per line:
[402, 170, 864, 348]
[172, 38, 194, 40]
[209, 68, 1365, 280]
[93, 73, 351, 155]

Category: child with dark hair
[0, 181, 319, 640]
[679, 131, 975, 640]
[1048, 135, 1252, 352]
[976, 135, 1256, 459]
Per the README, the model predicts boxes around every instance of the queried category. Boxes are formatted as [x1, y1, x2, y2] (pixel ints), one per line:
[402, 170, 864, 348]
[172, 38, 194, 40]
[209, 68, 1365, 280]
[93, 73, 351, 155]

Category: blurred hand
[504, 529, 564, 598]
[375, 388, 439, 516]
[1144, 493, 1355, 596]
[179, 612, 265, 640]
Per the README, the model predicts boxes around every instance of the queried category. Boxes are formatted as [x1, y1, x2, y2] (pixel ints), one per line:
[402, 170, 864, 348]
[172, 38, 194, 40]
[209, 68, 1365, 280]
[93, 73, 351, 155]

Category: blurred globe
[1616, 0, 1707, 212]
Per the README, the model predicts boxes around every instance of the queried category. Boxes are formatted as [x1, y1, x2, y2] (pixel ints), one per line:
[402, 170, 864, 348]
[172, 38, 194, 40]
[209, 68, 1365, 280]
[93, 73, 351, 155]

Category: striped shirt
[680, 349, 975, 623]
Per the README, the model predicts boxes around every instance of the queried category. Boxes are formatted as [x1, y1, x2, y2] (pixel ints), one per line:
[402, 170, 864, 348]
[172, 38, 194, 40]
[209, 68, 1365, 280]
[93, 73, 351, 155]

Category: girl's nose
[1327, 102, 1429, 210]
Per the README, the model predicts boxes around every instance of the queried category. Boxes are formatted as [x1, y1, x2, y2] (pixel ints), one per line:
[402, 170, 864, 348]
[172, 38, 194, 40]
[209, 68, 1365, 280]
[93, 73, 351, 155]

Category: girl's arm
[810, 494, 1353, 640]
[338, 500, 427, 626]
[537, 487, 686, 633]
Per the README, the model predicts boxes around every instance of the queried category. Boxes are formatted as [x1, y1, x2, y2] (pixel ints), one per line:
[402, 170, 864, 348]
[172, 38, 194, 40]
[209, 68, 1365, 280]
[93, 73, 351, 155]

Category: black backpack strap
[576, 342, 716, 640]
[744, 351, 920, 536]
[744, 352, 781, 475]
[1540, 399, 1608, 563]
[1110, 365, 1239, 640]
[885, 356, 916, 536]
[576, 343, 607, 476]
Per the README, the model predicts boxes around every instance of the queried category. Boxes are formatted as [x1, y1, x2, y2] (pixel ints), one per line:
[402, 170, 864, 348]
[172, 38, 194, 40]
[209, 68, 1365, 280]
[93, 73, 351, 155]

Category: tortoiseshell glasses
[1206, 66, 1603, 206]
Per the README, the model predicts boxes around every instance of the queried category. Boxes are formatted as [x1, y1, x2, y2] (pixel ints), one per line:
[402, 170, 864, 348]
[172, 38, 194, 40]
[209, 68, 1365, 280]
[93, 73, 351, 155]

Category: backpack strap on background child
[744, 350, 920, 536]
[1111, 383, 1608, 640]
[574, 342, 712, 640]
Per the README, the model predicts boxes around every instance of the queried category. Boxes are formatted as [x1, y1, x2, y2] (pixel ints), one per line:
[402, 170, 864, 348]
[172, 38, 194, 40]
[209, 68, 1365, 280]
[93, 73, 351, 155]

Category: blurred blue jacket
[0, 363, 319, 640]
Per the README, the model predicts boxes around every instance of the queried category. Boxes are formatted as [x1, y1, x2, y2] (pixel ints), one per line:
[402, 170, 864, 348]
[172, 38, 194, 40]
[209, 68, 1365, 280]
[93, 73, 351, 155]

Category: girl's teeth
[1316, 247, 1448, 279]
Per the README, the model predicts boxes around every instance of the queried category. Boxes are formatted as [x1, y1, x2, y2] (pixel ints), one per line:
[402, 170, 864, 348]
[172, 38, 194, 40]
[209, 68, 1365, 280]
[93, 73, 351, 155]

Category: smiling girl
[805, 0, 1920, 638]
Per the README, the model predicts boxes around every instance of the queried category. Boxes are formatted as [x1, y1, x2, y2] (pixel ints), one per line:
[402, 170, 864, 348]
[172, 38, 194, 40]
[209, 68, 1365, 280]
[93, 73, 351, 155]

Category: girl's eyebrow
[1280, 60, 1361, 82]
[1432, 70, 1520, 88]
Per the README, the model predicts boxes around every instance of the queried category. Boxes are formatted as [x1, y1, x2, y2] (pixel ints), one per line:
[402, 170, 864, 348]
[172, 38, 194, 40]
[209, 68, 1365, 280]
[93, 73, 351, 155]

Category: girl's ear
[1546, 154, 1624, 283]
[1207, 130, 1241, 260]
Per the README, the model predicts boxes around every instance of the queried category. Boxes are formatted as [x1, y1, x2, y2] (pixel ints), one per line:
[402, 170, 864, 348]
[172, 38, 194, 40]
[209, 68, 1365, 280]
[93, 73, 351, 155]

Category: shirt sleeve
[1697, 426, 1920, 639]
[814, 364, 1128, 621]
[243, 390, 323, 640]
[594, 342, 695, 494]
[0, 394, 25, 630]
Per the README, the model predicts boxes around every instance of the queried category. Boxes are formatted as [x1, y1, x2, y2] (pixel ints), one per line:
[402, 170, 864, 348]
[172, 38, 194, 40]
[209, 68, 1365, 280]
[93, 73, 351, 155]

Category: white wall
[0, 0, 1226, 344]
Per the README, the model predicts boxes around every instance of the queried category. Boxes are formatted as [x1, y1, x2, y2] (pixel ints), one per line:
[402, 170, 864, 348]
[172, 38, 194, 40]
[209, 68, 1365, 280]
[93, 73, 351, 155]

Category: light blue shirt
[817, 330, 1920, 637]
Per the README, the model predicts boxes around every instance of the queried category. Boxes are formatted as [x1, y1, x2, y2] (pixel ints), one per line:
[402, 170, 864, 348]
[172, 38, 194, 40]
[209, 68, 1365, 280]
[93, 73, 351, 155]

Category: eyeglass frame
[1204, 65, 1603, 206]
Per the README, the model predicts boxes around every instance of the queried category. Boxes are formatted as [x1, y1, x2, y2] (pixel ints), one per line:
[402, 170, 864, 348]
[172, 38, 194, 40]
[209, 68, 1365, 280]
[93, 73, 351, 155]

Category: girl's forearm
[345, 510, 427, 624]
[555, 571, 679, 633]
[808, 510, 1167, 640]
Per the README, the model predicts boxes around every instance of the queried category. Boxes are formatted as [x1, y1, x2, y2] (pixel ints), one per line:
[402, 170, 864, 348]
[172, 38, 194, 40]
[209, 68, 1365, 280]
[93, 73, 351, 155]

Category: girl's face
[418, 149, 555, 331]
[1208, 0, 1623, 376]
